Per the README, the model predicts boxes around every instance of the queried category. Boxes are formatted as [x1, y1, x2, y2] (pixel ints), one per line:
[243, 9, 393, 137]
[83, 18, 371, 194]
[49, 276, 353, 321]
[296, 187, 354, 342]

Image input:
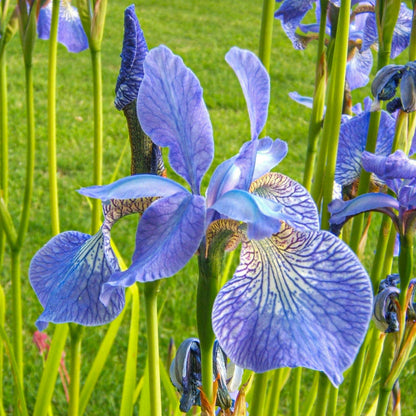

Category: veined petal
[105, 192, 205, 286]
[225, 47, 270, 140]
[275, 0, 315, 50]
[137, 45, 214, 194]
[210, 189, 283, 240]
[250, 172, 319, 232]
[346, 47, 372, 90]
[328, 193, 400, 225]
[114, 4, 148, 110]
[391, 4, 412, 59]
[78, 174, 188, 200]
[38, 2, 88, 53]
[252, 138, 288, 181]
[29, 230, 124, 330]
[212, 224, 372, 386]
[362, 150, 416, 180]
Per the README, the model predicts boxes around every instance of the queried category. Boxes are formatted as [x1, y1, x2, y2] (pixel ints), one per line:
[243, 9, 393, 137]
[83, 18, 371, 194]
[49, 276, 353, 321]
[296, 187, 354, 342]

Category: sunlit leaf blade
[105, 193, 205, 289]
[225, 47, 270, 139]
[212, 224, 372, 386]
[78, 174, 187, 200]
[250, 172, 319, 232]
[29, 231, 125, 330]
[137, 45, 214, 194]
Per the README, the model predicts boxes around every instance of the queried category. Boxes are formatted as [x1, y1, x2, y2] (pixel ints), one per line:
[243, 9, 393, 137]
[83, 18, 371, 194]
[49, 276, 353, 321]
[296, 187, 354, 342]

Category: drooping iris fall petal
[29, 231, 124, 330]
[212, 223, 372, 386]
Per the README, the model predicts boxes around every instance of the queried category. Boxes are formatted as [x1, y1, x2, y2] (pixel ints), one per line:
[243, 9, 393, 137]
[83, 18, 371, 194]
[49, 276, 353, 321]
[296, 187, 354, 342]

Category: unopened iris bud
[169, 338, 243, 413]
[371, 61, 416, 113]
[373, 275, 400, 333]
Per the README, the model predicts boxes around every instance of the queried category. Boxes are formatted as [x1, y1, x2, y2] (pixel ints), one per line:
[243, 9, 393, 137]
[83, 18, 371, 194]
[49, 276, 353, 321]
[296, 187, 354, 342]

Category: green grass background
[1, 0, 415, 414]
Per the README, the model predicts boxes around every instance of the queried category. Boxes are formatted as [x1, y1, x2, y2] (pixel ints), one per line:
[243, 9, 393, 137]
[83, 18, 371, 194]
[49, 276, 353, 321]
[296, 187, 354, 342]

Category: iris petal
[78, 174, 187, 200]
[346, 48, 372, 90]
[137, 45, 214, 195]
[210, 189, 283, 240]
[38, 2, 88, 53]
[29, 231, 124, 330]
[250, 172, 319, 232]
[212, 224, 372, 386]
[114, 4, 148, 110]
[105, 192, 205, 286]
[225, 47, 270, 140]
[328, 193, 400, 225]
[252, 138, 288, 181]
[362, 150, 416, 180]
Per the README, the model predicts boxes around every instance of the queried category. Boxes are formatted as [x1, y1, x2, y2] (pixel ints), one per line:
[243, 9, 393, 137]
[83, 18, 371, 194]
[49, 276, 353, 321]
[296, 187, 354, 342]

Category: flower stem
[90, 48, 103, 234]
[314, 373, 330, 416]
[0, 50, 8, 269]
[303, 0, 328, 192]
[249, 372, 269, 416]
[143, 281, 162, 416]
[119, 284, 139, 416]
[197, 242, 222, 403]
[68, 325, 83, 416]
[258, 0, 275, 72]
[319, 0, 351, 229]
[33, 324, 69, 416]
[47, 0, 60, 235]
[290, 368, 302, 416]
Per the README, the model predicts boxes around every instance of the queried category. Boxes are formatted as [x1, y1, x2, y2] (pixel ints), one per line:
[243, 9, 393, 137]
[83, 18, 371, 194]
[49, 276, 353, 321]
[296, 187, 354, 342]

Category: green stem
[314, 373, 330, 416]
[197, 242, 222, 403]
[266, 368, 290, 415]
[17, 62, 35, 248]
[0, 285, 5, 415]
[398, 232, 413, 311]
[90, 49, 103, 234]
[290, 368, 302, 416]
[11, 249, 22, 383]
[119, 284, 139, 416]
[320, 0, 351, 229]
[47, 0, 60, 235]
[143, 281, 162, 416]
[33, 324, 69, 416]
[258, 0, 275, 72]
[301, 371, 319, 416]
[327, 383, 338, 416]
[345, 342, 366, 416]
[375, 334, 396, 416]
[0, 51, 8, 268]
[68, 325, 83, 416]
[303, 0, 328, 192]
[249, 372, 269, 416]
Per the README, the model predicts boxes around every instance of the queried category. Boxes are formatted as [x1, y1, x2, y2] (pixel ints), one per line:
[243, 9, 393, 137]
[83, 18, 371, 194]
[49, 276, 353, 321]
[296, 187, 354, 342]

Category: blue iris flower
[329, 150, 416, 235]
[275, 0, 412, 90]
[77, 44, 372, 386]
[37, 0, 88, 53]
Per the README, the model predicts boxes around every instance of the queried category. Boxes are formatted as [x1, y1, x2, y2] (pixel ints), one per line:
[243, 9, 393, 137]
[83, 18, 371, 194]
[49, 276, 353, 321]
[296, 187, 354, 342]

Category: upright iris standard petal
[250, 172, 319, 232]
[212, 224, 373, 386]
[105, 192, 206, 286]
[210, 190, 284, 240]
[346, 48, 373, 90]
[137, 45, 214, 195]
[362, 150, 416, 180]
[225, 47, 270, 140]
[37, 1, 88, 53]
[114, 4, 148, 110]
[78, 174, 188, 200]
[29, 231, 125, 330]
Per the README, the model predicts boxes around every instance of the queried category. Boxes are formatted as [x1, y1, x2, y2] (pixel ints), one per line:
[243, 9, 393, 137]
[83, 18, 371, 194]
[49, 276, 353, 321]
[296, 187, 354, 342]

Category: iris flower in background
[80, 44, 373, 386]
[329, 150, 416, 235]
[275, 0, 412, 91]
[37, 0, 88, 53]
